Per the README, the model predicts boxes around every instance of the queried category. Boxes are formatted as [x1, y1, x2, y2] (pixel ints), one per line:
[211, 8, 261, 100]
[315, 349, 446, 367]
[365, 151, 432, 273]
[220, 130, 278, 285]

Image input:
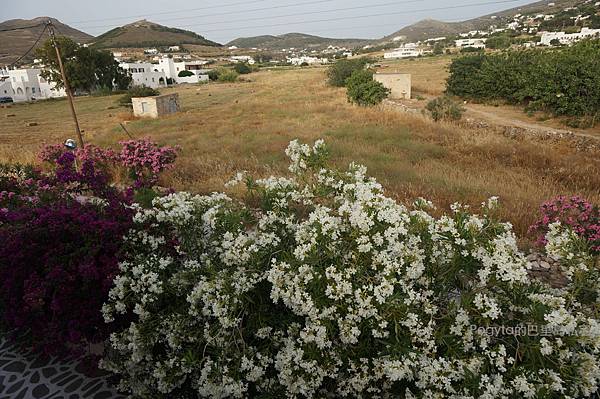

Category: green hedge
[446, 40, 600, 119]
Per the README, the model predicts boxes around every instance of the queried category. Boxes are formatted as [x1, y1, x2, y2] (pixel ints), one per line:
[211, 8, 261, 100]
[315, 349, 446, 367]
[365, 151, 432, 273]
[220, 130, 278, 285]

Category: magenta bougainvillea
[119, 138, 179, 187]
[530, 196, 600, 254]
[0, 138, 178, 358]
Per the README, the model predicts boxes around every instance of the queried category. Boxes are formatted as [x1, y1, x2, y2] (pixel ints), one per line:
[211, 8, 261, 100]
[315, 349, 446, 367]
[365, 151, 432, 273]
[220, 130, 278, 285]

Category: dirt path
[384, 98, 600, 142]
[464, 103, 600, 140]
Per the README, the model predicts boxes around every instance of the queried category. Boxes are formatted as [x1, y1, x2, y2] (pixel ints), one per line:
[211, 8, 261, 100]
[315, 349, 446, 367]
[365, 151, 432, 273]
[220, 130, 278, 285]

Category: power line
[77, 0, 341, 29]
[181, 0, 524, 34]
[0, 23, 44, 33]
[7, 24, 48, 67]
[67, 0, 272, 24]
[152, 0, 426, 29]
[209, 17, 471, 42]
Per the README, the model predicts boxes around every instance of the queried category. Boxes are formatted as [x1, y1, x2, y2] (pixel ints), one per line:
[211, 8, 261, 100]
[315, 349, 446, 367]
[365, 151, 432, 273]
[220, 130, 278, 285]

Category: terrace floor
[0, 338, 123, 399]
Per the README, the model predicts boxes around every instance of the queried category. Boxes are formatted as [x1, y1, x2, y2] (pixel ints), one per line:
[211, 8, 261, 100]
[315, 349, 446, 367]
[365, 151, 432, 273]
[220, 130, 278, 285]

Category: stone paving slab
[0, 338, 124, 399]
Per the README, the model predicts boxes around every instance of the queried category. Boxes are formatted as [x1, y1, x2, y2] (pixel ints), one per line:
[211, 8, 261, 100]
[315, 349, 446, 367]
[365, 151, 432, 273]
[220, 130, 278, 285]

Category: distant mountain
[0, 17, 92, 65]
[92, 20, 221, 49]
[227, 33, 373, 50]
[384, 0, 582, 42]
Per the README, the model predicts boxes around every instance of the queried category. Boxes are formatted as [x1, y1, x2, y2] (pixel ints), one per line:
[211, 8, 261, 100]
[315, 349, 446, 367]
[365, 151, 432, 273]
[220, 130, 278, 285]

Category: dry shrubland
[1, 66, 599, 237]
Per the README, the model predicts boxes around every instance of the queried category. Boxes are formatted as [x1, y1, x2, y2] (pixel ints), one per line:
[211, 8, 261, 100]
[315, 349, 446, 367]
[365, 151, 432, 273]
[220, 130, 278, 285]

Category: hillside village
[2, 1, 600, 102]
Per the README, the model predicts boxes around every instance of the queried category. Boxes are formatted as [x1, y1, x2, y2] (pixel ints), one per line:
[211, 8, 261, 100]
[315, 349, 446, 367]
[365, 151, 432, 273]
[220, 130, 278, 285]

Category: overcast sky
[2, 0, 537, 43]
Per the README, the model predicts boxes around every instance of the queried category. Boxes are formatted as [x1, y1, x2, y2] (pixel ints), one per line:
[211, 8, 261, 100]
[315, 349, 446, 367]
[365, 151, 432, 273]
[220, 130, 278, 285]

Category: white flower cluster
[102, 140, 600, 398]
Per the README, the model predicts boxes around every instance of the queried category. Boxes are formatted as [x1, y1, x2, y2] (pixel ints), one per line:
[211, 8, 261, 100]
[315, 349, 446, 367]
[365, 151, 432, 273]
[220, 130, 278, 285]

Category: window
[139, 68, 145, 73]
[32, 87, 36, 93]
[152, 78, 155, 82]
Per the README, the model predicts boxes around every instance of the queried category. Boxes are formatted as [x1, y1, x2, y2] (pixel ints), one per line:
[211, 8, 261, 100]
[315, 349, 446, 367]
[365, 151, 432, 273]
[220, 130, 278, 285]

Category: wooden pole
[46, 20, 84, 149]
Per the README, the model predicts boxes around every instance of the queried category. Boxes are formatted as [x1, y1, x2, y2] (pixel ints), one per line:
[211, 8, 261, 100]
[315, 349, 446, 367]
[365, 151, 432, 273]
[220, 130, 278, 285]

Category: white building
[229, 55, 256, 65]
[540, 27, 600, 46]
[119, 62, 167, 89]
[287, 56, 328, 65]
[0, 68, 66, 102]
[144, 48, 159, 55]
[157, 58, 210, 83]
[454, 38, 487, 49]
[383, 48, 424, 59]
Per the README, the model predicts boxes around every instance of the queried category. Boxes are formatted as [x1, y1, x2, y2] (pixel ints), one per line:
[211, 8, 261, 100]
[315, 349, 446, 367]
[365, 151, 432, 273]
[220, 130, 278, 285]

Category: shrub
[207, 69, 220, 81]
[345, 69, 390, 106]
[0, 139, 179, 358]
[216, 68, 239, 83]
[426, 96, 466, 121]
[177, 70, 194, 77]
[117, 85, 160, 107]
[102, 140, 600, 398]
[233, 63, 252, 74]
[530, 196, 600, 254]
[0, 150, 133, 357]
[327, 57, 371, 87]
[460, 46, 484, 53]
[119, 138, 180, 187]
[447, 40, 600, 121]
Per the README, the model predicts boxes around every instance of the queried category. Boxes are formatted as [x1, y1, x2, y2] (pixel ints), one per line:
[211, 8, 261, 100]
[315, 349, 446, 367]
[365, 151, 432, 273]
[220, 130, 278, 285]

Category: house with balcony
[119, 62, 167, 88]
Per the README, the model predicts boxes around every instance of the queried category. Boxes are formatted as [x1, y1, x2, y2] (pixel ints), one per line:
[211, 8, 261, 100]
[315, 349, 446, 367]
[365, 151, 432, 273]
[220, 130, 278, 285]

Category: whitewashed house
[0, 68, 66, 102]
[540, 27, 600, 46]
[230, 55, 256, 65]
[119, 62, 167, 88]
[454, 38, 487, 49]
[384, 48, 424, 59]
[0, 79, 12, 98]
[287, 56, 328, 65]
[157, 58, 210, 83]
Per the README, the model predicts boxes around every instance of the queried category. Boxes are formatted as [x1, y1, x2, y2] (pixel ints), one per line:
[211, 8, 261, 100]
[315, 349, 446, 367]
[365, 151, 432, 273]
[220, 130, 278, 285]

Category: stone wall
[374, 73, 412, 100]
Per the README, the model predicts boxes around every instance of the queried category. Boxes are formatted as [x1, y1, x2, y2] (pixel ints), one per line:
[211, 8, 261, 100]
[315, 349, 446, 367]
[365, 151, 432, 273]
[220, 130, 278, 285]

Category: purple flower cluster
[0, 199, 132, 357]
[530, 196, 600, 254]
[0, 144, 152, 358]
[38, 138, 179, 189]
[119, 138, 179, 187]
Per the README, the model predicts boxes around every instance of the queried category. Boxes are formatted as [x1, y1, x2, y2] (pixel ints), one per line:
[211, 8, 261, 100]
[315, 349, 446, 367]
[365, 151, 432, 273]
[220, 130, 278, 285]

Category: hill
[384, 0, 583, 42]
[0, 17, 92, 65]
[227, 33, 373, 50]
[92, 20, 221, 49]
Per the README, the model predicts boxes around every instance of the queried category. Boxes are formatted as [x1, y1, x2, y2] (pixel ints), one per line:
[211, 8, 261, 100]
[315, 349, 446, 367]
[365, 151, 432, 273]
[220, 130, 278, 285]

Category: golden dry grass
[1, 66, 599, 238]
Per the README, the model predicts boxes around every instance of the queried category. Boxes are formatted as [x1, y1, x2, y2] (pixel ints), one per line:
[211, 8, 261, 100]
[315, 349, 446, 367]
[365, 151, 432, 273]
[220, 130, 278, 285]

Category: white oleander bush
[101, 140, 600, 398]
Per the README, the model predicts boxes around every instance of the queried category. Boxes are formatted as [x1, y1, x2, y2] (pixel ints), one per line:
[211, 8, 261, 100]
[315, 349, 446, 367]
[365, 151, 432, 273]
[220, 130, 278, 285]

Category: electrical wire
[7, 24, 48, 67]
[67, 0, 272, 24]
[73, 0, 524, 36]
[0, 23, 44, 33]
[76, 0, 341, 29]
[140, 0, 426, 28]
[185, 0, 525, 34]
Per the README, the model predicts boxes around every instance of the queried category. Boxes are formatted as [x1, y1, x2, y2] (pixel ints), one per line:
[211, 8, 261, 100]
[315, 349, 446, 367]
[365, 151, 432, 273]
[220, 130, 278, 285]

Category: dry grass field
[2, 65, 600, 239]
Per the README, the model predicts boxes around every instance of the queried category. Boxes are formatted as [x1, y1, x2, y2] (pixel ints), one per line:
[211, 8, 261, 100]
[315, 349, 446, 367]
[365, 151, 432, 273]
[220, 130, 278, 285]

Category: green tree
[35, 37, 131, 93]
[433, 42, 445, 55]
[233, 63, 252, 74]
[327, 57, 372, 87]
[345, 69, 390, 106]
[486, 35, 512, 50]
[178, 70, 195, 77]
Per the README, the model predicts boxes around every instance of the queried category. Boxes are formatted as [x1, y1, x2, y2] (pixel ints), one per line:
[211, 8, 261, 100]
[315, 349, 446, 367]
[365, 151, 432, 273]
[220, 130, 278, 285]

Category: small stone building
[132, 93, 181, 118]
[374, 73, 412, 100]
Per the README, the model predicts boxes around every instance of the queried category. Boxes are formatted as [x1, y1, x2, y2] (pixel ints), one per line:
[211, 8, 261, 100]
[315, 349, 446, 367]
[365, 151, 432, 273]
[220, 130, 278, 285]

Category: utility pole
[46, 20, 84, 149]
